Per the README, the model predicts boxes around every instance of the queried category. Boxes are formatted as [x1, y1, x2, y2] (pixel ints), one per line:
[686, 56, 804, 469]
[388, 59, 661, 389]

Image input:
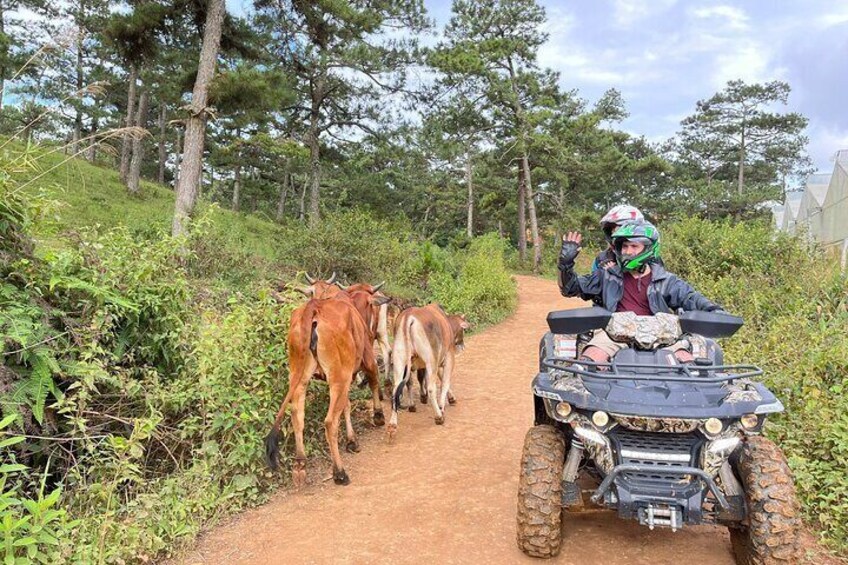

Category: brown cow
[265, 278, 387, 486]
[296, 275, 390, 402]
[341, 282, 392, 382]
[387, 304, 470, 437]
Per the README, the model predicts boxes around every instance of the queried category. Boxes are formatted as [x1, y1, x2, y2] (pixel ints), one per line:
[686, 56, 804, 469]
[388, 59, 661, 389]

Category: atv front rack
[542, 357, 763, 384]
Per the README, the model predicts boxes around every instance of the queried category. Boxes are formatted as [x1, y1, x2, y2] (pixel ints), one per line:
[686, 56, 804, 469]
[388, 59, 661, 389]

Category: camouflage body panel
[570, 414, 615, 475]
[701, 424, 744, 478]
[585, 437, 615, 476]
[605, 312, 682, 349]
[722, 379, 763, 403]
[686, 333, 708, 358]
[612, 414, 700, 434]
[552, 374, 590, 396]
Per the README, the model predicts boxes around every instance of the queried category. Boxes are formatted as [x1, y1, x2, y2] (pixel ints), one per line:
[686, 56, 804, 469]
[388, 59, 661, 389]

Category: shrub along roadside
[2, 163, 519, 562]
[663, 218, 848, 553]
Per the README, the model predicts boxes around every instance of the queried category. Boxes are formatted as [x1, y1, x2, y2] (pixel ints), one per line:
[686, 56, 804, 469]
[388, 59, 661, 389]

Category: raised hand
[559, 231, 582, 267]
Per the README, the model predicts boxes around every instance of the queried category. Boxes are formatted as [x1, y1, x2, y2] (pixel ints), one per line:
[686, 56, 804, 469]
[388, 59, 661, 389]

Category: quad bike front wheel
[516, 425, 565, 558]
[729, 436, 801, 565]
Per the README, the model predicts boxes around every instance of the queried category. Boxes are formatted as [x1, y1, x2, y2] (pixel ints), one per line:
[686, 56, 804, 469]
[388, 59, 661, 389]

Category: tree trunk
[299, 175, 308, 221]
[232, 161, 242, 211]
[307, 108, 321, 226]
[737, 126, 746, 195]
[522, 152, 542, 272]
[307, 68, 326, 227]
[157, 104, 167, 184]
[172, 0, 225, 237]
[517, 166, 527, 262]
[173, 126, 182, 189]
[465, 150, 473, 238]
[72, 3, 84, 155]
[86, 115, 97, 162]
[276, 169, 290, 222]
[120, 65, 138, 181]
[127, 89, 149, 195]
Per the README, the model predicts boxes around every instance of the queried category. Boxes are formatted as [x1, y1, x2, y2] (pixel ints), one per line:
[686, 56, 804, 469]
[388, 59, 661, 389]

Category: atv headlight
[555, 401, 572, 419]
[704, 418, 723, 435]
[740, 414, 759, 430]
[592, 411, 609, 427]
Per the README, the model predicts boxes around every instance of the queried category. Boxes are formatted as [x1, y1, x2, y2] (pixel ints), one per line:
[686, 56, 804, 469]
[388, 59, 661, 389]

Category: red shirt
[617, 271, 652, 316]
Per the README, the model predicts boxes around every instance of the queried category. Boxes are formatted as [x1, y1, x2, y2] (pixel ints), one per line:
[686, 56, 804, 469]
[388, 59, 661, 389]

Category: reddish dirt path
[181, 275, 740, 565]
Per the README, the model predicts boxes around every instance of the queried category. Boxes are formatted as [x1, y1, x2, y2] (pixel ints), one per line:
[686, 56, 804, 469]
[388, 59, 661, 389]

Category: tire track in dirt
[180, 275, 737, 565]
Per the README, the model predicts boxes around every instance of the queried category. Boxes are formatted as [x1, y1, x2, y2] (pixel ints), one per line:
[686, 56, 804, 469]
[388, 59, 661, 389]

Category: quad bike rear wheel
[729, 436, 801, 565]
[517, 425, 565, 558]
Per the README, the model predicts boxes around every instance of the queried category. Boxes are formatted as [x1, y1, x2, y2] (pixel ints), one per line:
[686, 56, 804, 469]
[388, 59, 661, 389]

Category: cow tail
[265, 301, 319, 471]
[392, 316, 415, 412]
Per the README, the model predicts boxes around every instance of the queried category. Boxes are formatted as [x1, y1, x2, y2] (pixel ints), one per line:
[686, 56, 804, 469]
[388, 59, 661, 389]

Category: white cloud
[711, 42, 775, 88]
[611, 0, 677, 28]
[816, 8, 848, 27]
[808, 126, 848, 170]
[691, 5, 750, 30]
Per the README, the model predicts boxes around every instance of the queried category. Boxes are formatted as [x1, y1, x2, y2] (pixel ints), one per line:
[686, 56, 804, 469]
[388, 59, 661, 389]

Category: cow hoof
[373, 410, 386, 427]
[434, 415, 445, 425]
[408, 405, 417, 413]
[420, 394, 428, 404]
[333, 468, 350, 486]
[448, 395, 457, 405]
[346, 439, 360, 453]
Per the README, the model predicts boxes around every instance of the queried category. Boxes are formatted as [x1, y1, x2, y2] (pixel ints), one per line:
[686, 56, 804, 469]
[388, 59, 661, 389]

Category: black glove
[558, 240, 581, 269]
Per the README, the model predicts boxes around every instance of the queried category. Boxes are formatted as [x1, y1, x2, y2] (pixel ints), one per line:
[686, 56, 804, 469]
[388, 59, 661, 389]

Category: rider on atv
[558, 221, 723, 366]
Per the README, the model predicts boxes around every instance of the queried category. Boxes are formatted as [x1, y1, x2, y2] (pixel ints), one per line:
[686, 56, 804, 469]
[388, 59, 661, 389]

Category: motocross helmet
[600, 205, 645, 243]
[611, 221, 660, 272]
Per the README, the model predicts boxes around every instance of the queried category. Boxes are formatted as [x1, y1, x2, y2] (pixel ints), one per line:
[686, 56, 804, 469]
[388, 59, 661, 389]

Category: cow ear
[460, 319, 471, 330]
[371, 295, 391, 306]
[295, 286, 313, 297]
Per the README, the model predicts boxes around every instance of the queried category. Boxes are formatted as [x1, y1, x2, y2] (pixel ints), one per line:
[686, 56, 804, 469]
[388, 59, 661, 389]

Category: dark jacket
[559, 260, 720, 314]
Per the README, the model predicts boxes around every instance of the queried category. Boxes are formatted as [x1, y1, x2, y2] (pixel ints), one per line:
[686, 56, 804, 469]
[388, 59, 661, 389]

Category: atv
[517, 307, 801, 564]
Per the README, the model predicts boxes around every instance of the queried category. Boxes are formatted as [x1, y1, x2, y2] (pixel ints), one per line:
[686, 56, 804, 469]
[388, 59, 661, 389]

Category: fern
[9, 350, 60, 425]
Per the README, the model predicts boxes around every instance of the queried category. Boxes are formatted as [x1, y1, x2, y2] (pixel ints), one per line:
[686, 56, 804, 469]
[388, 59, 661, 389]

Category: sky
[419, 0, 848, 174]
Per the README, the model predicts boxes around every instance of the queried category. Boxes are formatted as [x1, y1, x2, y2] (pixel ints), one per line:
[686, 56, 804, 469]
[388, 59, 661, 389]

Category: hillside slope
[8, 143, 284, 264]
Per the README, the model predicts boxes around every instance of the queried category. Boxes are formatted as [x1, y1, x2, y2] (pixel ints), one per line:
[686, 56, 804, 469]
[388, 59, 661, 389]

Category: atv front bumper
[590, 464, 730, 530]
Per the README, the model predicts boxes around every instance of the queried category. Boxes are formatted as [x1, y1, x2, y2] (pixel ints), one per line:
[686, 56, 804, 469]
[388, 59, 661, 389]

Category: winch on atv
[516, 307, 801, 564]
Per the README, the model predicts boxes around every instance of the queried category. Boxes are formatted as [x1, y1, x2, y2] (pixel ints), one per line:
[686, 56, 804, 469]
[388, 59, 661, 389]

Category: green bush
[663, 218, 848, 552]
[275, 209, 415, 287]
[430, 233, 517, 327]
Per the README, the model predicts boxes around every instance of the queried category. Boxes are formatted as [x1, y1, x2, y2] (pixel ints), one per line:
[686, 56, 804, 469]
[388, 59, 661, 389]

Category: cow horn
[295, 286, 313, 296]
[305, 272, 316, 284]
[338, 282, 349, 290]
[372, 281, 385, 292]
[326, 272, 337, 284]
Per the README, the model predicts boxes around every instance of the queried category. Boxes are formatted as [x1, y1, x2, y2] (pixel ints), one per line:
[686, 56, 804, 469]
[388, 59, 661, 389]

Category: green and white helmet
[611, 221, 661, 271]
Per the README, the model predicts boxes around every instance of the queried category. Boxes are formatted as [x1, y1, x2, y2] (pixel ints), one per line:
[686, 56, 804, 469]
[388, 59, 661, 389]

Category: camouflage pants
[584, 330, 689, 359]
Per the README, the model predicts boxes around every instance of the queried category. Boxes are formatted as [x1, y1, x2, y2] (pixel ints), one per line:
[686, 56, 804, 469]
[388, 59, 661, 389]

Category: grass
[7, 141, 286, 264]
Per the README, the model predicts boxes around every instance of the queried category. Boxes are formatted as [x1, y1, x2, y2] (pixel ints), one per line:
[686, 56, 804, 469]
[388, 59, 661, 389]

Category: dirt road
[182, 275, 739, 565]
